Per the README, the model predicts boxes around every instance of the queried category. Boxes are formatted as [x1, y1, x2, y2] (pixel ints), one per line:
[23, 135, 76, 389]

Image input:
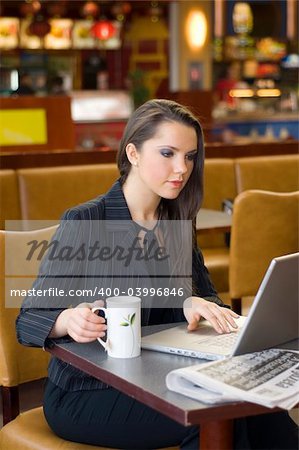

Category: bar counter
[213, 111, 299, 141]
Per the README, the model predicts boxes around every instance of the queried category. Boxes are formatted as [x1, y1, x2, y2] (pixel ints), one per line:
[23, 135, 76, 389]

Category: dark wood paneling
[0, 149, 117, 169]
[205, 140, 299, 158]
[1, 140, 298, 169]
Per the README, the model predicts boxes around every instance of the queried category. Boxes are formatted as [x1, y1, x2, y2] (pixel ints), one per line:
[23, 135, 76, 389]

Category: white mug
[92, 296, 141, 358]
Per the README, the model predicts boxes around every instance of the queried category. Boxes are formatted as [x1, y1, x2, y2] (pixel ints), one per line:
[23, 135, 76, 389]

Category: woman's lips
[168, 180, 183, 188]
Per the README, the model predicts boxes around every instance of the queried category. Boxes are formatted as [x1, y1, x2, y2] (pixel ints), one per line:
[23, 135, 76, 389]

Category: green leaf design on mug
[120, 313, 137, 356]
[130, 313, 136, 325]
[120, 313, 135, 327]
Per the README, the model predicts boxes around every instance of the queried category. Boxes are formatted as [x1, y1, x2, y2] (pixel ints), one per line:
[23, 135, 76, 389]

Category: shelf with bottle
[213, 36, 287, 63]
[0, 15, 123, 51]
[0, 48, 81, 95]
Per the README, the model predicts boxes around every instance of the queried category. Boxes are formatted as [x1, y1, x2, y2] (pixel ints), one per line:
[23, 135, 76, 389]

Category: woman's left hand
[183, 296, 239, 334]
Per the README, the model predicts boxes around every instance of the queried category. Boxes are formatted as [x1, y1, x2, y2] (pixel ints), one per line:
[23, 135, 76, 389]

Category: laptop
[141, 253, 299, 360]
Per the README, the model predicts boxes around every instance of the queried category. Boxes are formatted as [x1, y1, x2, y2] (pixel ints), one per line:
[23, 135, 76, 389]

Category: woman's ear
[125, 143, 139, 167]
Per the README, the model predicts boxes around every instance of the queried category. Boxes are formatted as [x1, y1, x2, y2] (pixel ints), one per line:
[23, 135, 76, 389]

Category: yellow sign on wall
[0, 109, 47, 146]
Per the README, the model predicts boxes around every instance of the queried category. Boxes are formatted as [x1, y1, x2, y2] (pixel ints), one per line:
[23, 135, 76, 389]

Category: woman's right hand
[49, 300, 107, 342]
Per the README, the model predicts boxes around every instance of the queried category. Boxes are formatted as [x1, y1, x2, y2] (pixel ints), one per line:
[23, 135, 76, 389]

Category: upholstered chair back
[229, 190, 299, 313]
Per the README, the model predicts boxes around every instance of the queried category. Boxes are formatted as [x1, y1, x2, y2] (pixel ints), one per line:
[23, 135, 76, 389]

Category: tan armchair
[18, 163, 119, 221]
[0, 226, 178, 450]
[229, 190, 299, 314]
[0, 226, 59, 424]
[0, 225, 96, 449]
[0, 170, 21, 229]
[235, 155, 299, 193]
[199, 158, 237, 292]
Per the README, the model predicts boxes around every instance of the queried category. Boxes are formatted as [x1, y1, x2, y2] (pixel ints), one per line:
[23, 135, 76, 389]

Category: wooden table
[196, 209, 232, 234]
[46, 326, 282, 450]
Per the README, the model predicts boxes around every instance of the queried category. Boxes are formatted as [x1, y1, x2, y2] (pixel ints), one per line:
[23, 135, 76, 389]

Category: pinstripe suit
[16, 180, 225, 392]
[16, 181, 297, 450]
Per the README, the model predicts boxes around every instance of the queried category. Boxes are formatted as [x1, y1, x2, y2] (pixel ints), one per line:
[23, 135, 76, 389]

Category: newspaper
[166, 348, 299, 410]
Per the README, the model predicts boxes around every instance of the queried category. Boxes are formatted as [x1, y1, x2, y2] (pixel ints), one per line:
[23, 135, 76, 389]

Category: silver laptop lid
[232, 252, 299, 356]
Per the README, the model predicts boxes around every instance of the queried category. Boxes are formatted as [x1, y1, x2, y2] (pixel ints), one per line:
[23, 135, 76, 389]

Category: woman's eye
[186, 153, 197, 161]
[161, 150, 173, 158]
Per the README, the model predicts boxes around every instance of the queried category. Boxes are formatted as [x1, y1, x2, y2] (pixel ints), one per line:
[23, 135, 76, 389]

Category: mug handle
[92, 306, 108, 351]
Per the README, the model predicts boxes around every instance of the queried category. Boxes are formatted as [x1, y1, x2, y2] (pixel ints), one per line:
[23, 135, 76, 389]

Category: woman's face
[132, 120, 198, 200]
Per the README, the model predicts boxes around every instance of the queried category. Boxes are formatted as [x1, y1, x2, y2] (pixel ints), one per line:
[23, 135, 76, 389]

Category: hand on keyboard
[183, 296, 239, 334]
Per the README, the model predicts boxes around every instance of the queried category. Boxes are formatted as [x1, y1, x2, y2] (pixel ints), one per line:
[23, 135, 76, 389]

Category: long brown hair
[117, 99, 204, 221]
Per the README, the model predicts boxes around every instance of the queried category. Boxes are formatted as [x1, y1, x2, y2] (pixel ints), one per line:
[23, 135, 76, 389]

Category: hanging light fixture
[47, 1, 67, 18]
[81, 1, 100, 19]
[28, 16, 51, 38]
[28, 3, 51, 40]
[20, 0, 41, 17]
[91, 19, 116, 40]
[122, 2, 132, 15]
[111, 2, 132, 22]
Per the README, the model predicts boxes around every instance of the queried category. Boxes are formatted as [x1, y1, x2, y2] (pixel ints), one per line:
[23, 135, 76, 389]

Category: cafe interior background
[0, 0, 298, 152]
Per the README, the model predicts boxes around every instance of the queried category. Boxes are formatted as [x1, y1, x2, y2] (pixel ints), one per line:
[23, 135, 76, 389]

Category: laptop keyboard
[212, 332, 238, 349]
[194, 331, 239, 352]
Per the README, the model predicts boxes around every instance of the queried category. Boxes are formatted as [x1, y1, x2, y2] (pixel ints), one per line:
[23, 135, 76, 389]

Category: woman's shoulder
[62, 195, 106, 221]
[60, 179, 125, 221]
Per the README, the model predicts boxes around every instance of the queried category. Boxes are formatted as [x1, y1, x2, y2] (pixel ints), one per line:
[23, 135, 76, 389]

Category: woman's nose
[174, 158, 188, 174]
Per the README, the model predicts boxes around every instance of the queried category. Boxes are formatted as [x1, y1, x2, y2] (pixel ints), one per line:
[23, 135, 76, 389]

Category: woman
[16, 99, 297, 449]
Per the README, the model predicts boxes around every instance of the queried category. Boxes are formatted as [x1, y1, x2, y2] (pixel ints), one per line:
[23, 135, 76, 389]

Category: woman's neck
[122, 174, 160, 222]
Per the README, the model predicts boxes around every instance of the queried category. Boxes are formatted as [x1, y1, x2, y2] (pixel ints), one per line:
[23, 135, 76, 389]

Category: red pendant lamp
[28, 14, 51, 38]
[91, 19, 116, 40]
[81, 1, 100, 19]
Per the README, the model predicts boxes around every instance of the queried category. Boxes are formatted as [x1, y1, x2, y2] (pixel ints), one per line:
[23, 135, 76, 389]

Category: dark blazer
[16, 180, 225, 391]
